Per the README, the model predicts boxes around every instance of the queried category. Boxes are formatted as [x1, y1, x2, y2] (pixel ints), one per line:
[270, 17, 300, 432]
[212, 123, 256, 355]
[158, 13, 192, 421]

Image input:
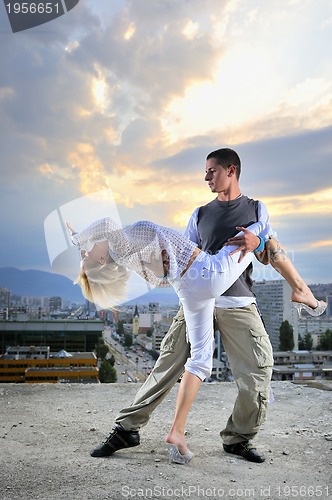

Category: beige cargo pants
[116, 303, 273, 445]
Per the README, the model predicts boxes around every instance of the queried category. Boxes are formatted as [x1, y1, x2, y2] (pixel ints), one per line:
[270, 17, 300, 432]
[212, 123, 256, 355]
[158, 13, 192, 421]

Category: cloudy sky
[0, 0, 331, 286]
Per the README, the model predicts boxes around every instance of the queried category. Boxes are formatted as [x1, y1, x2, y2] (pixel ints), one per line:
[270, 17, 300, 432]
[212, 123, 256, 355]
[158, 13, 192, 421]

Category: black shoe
[223, 442, 265, 463]
[90, 425, 140, 457]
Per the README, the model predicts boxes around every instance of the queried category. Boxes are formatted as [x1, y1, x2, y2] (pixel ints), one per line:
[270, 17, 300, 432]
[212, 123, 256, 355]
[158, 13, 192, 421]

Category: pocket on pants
[160, 313, 186, 353]
[257, 391, 268, 425]
[249, 329, 274, 368]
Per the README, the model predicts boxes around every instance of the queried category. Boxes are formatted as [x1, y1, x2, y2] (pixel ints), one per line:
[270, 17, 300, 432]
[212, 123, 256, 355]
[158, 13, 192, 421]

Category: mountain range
[0, 267, 84, 302]
[0, 267, 179, 305]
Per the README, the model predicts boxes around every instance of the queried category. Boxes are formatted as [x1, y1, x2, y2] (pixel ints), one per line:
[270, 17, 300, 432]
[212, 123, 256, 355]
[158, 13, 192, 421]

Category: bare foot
[165, 431, 189, 456]
[291, 286, 319, 309]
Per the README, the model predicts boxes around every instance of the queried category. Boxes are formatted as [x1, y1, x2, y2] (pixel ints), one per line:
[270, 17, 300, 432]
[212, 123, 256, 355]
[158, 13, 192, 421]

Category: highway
[103, 329, 155, 383]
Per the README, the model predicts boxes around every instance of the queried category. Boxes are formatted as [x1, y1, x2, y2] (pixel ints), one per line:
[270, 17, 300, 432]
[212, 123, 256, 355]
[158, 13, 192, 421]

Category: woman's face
[81, 241, 109, 271]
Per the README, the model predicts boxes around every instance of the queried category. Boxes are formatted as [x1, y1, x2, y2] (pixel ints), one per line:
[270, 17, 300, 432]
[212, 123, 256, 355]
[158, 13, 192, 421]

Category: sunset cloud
[0, 0, 331, 282]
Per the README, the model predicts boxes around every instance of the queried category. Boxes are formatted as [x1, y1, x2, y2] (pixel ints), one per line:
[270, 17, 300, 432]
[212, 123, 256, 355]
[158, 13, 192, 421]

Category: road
[103, 329, 155, 383]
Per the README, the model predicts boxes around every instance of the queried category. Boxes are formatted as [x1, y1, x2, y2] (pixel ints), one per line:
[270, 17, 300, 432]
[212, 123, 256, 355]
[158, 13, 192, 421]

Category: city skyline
[0, 0, 331, 289]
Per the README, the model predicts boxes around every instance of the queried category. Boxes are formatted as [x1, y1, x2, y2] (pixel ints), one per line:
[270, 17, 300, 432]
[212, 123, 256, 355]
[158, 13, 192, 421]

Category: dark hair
[206, 148, 241, 179]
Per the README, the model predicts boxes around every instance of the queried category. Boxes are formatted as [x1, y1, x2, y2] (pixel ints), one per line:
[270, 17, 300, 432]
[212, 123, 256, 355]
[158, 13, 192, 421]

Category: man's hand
[225, 226, 261, 262]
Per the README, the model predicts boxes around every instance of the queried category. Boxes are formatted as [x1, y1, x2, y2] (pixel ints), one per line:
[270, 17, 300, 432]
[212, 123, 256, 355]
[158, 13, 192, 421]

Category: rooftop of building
[1, 380, 331, 500]
[0, 350, 97, 361]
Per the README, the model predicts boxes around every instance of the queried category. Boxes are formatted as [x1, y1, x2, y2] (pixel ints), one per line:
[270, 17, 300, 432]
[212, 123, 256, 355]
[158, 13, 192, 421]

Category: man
[90, 148, 274, 463]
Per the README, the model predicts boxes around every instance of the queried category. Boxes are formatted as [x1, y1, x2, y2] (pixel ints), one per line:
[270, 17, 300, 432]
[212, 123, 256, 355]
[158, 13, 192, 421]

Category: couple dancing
[68, 198, 325, 465]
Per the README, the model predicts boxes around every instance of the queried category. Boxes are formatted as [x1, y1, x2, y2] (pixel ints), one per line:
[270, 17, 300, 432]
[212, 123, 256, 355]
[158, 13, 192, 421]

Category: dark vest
[197, 196, 258, 297]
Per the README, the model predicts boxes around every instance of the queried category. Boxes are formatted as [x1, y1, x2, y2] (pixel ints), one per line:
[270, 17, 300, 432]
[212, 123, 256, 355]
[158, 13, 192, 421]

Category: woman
[67, 217, 326, 464]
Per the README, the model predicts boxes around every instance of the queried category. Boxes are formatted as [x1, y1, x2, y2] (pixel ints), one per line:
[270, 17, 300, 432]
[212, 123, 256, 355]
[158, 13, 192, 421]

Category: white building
[297, 317, 332, 348]
[253, 279, 296, 350]
[4, 345, 50, 360]
[253, 279, 331, 351]
[151, 317, 174, 351]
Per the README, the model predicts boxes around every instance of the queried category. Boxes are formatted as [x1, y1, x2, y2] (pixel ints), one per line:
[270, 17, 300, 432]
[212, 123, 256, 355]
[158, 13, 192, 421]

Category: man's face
[205, 158, 232, 193]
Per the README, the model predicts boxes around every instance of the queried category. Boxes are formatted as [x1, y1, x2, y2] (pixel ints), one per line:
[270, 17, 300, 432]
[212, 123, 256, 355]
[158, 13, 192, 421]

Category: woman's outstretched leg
[265, 238, 326, 311]
[164, 297, 215, 463]
[165, 370, 201, 456]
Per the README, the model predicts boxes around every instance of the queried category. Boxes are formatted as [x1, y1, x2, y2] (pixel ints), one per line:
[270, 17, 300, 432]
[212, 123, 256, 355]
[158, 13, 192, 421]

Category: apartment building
[253, 279, 295, 350]
[0, 345, 98, 383]
[272, 350, 332, 381]
[0, 318, 104, 354]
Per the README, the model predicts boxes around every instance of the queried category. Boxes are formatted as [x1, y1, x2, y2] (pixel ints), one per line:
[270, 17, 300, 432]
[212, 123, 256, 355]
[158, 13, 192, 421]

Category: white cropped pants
[171, 247, 254, 381]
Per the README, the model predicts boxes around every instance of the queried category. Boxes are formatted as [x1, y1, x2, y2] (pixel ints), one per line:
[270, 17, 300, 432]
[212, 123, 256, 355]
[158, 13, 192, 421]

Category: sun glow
[162, 43, 284, 143]
[309, 239, 332, 249]
[182, 20, 199, 39]
[92, 68, 109, 112]
[124, 23, 136, 40]
[261, 188, 332, 218]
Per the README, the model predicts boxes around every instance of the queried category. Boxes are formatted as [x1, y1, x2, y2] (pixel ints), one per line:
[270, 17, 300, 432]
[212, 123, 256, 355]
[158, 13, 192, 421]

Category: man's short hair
[206, 148, 241, 179]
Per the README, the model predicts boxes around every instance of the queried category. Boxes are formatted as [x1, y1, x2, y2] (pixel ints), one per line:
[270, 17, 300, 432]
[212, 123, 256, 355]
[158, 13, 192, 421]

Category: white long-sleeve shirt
[184, 200, 276, 308]
[72, 218, 197, 289]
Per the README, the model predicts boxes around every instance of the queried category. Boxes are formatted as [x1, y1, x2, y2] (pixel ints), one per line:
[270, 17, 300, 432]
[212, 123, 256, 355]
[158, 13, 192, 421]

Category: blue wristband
[254, 236, 265, 253]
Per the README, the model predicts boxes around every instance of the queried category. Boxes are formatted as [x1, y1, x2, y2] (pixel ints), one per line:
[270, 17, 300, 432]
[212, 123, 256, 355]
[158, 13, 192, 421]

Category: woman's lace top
[72, 218, 198, 288]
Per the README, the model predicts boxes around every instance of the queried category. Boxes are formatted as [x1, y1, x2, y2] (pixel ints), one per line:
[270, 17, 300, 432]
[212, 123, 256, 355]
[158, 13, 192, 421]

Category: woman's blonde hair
[75, 259, 130, 310]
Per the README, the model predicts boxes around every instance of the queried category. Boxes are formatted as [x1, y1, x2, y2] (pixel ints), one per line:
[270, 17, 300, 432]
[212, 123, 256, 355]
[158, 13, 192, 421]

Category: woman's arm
[70, 217, 130, 257]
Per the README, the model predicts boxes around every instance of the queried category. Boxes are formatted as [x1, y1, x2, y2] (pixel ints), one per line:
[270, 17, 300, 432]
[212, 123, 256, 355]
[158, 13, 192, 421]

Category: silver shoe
[166, 443, 193, 464]
[292, 300, 327, 319]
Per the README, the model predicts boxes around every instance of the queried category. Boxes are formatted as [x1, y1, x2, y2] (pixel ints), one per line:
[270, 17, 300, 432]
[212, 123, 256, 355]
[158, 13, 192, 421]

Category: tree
[95, 339, 110, 361]
[124, 333, 133, 348]
[298, 333, 313, 351]
[298, 335, 305, 350]
[116, 320, 125, 337]
[279, 320, 294, 351]
[318, 329, 332, 350]
[106, 353, 116, 366]
[99, 360, 117, 383]
[304, 333, 313, 351]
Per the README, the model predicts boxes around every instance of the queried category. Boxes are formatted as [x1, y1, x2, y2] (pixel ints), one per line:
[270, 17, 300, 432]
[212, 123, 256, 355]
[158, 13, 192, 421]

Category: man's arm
[225, 201, 276, 262]
[184, 207, 201, 246]
[256, 201, 277, 240]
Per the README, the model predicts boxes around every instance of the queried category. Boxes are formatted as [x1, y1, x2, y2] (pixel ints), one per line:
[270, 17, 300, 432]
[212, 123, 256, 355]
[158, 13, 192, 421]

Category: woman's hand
[66, 222, 77, 236]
